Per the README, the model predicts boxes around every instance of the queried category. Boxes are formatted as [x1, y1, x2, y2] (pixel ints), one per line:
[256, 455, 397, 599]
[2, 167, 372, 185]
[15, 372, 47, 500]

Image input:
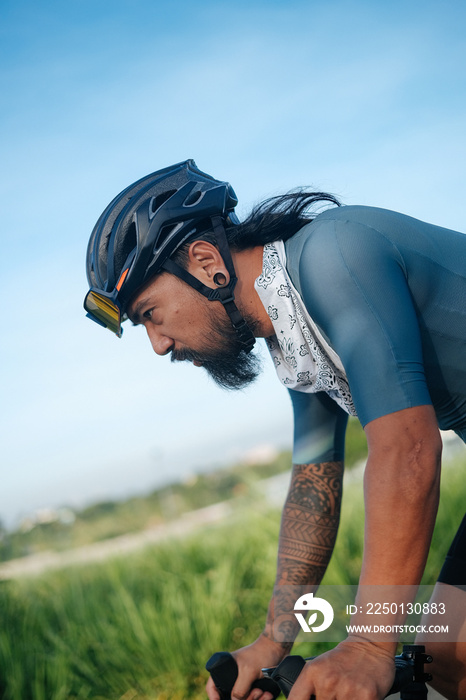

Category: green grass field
[0, 449, 464, 700]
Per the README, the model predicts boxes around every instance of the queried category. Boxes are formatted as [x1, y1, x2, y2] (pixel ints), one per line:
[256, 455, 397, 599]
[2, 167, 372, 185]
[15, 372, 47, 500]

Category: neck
[231, 246, 274, 338]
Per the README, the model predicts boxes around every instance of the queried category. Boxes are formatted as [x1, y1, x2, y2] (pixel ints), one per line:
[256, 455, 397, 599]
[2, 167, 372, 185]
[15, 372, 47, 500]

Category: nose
[146, 325, 174, 356]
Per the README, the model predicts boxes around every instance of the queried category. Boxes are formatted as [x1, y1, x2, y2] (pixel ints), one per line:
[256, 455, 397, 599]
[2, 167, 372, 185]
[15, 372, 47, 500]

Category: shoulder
[285, 205, 398, 257]
[287, 205, 402, 250]
[310, 204, 411, 228]
[285, 206, 402, 295]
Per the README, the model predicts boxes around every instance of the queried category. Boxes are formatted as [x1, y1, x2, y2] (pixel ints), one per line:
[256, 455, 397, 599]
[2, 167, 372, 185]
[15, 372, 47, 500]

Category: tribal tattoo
[263, 460, 344, 646]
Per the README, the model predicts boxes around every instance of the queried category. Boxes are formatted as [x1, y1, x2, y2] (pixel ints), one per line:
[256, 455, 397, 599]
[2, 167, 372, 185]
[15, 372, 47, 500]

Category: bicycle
[206, 644, 433, 700]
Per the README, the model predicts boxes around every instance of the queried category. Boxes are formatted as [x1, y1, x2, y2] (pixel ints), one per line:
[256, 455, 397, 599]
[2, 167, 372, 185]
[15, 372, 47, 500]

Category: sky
[1, 0, 466, 529]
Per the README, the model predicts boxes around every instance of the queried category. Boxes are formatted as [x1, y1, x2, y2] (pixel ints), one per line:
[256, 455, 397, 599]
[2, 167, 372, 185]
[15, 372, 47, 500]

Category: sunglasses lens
[85, 291, 122, 337]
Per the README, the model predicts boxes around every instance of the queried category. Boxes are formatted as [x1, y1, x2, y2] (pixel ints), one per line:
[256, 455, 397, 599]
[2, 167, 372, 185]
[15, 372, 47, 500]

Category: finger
[206, 675, 222, 700]
[247, 691, 276, 700]
[247, 691, 264, 700]
[288, 672, 316, 700]
[232, 680, 256, 700]
[232, 673, 262, 700]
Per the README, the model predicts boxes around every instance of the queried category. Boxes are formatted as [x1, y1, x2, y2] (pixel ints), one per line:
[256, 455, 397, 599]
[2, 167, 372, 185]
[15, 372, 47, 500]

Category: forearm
[362, 406, 442, 587]
[263, 460, 344, 647]
[361, 454, 440, 586]
[353, 406, 442, 652]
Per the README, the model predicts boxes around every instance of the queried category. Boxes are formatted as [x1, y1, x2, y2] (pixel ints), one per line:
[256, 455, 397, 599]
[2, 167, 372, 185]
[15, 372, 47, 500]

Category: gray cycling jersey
[282, 205, 466, 464]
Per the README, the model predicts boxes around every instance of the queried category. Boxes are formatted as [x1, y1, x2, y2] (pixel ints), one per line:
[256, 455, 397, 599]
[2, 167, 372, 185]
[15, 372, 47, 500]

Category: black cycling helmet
[84, 159, 255, 351]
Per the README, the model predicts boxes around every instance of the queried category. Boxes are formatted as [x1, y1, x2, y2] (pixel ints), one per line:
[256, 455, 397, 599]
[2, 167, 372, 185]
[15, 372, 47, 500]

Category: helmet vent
[184, 190, 204, 207]
[150, 189, 177, 215]
[155, 222, 183, 251]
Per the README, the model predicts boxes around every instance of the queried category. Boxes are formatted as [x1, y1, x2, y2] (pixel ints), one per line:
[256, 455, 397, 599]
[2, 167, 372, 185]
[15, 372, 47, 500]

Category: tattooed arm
[260, 390, 347, 648]
[206, 392, 348, 700]
[263, 459, 343, 649]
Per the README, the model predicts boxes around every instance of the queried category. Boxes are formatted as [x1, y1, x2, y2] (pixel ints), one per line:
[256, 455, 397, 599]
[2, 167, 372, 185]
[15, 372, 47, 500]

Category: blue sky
[1, 0, 465, 528]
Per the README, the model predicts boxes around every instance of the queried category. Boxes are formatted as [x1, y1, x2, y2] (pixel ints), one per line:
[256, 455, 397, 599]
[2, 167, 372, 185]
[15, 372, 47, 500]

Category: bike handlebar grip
[206, 649, 426, 699]
[267, 655, 307, 698]
[265, 653, 418, 699]
[206, 652, 238, 700]
[206, 651, 280, 700]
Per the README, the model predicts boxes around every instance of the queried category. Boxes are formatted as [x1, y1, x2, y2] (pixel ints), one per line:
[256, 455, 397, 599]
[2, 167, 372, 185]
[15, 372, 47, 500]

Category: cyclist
[84, 160, 466, 700]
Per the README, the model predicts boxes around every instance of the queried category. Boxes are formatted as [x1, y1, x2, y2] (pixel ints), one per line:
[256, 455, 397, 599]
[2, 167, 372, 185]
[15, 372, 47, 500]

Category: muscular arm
[348, 405, 442, 653]
[286, 406, 443, 700]
[204, 393, 348, 699]
[206, 458, 345, 700]
[263, 459, 344, 648]
[363, 405, 442, 586]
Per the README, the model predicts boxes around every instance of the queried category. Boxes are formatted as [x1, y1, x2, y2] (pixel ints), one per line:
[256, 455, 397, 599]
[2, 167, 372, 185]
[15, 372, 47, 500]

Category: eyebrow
[127, 297, 151, 325]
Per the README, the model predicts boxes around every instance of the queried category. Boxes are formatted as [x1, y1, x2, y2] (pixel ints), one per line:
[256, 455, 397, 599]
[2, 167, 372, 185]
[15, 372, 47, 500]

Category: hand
[206, 633, 289, 700]
[288, 638, 396, 700]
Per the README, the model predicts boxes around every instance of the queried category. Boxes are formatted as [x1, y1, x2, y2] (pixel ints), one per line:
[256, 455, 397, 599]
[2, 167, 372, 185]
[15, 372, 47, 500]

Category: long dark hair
[172, 189, 340, 267]
[226, 189, 340, 249]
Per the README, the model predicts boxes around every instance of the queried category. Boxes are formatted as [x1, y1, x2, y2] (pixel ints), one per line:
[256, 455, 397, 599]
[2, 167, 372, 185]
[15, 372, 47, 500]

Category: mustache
[170, 348, 205, 364]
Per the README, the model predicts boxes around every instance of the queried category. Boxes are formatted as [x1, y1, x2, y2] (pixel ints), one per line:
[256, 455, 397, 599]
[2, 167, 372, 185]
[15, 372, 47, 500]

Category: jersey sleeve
[288, 388, 348, 464]
[296, 217, 433, 426]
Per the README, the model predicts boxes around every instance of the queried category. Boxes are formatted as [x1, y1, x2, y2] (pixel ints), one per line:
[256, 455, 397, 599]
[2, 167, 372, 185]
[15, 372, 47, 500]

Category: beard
[170, 305, 262, 390]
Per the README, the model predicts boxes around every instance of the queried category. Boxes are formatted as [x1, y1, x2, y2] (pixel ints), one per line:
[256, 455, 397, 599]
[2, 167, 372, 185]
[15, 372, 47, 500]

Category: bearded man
[84, 160, 466, 700]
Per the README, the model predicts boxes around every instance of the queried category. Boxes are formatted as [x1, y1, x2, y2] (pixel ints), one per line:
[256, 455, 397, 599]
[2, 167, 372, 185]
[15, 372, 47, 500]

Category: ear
[187, 240, 230, 287]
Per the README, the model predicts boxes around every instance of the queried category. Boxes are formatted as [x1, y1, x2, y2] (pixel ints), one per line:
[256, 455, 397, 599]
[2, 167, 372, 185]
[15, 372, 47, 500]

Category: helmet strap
[161, 216, 256, 353]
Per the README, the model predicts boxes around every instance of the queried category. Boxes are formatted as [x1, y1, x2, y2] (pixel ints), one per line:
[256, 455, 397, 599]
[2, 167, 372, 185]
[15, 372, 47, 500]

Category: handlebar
[206, 644, 432, 700]
[206, 651, 280, 699]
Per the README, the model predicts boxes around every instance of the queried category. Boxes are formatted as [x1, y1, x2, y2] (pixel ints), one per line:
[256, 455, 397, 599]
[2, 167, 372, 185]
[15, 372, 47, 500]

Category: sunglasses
[84, 289, 124, 337]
